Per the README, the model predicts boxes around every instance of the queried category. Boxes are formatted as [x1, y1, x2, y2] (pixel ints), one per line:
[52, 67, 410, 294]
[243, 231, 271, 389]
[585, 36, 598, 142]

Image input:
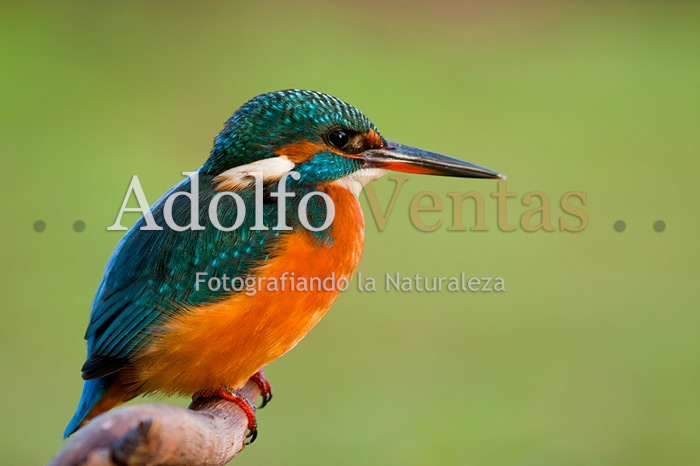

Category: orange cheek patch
[275, 139, 340, 163]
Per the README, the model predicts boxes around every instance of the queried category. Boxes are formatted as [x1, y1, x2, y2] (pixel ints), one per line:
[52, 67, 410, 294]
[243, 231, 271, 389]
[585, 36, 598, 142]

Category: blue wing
[81, 170, 284, 379]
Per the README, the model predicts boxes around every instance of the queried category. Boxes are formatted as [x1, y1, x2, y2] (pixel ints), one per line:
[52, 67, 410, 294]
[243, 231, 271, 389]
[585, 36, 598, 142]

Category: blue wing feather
[81, 170, 283, 379]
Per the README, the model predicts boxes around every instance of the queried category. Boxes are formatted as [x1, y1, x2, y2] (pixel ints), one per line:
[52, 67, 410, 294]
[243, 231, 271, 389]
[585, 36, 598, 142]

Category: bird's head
[203, 89, 504, 193]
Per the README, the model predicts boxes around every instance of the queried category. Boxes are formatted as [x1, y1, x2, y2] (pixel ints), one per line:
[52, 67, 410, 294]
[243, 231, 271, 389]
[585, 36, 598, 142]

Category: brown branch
[48, 381, 261, 466]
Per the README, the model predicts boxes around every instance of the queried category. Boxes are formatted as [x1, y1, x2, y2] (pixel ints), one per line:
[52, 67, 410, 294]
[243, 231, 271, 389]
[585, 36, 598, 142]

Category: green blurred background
[2, 1, 699, 464]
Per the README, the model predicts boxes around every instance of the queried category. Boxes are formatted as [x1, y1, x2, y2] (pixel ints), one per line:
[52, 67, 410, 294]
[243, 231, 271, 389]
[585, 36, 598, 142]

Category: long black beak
[354, 140, 505, 179]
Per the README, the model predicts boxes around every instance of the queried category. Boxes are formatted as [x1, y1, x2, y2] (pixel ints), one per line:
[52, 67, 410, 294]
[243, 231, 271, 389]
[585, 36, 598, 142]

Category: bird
[64, 89, 504, 443]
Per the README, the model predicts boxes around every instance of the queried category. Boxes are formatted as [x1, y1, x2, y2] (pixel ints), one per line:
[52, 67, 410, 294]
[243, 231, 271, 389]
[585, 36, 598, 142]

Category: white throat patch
[335, 168, 388, 197]
[214, 156, 295, 191]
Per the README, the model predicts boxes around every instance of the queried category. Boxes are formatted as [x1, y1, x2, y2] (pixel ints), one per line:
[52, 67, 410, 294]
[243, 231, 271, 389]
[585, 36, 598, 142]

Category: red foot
[215, 388, 258, 444]
[250, 370, 273, 409]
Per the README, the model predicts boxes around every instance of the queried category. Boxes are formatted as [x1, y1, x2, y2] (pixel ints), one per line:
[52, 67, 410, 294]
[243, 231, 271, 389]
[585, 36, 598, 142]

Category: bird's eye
[327, 129, 349, 150]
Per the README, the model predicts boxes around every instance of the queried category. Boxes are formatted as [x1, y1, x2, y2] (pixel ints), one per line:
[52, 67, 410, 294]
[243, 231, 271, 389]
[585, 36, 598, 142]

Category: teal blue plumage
[83, 175, 280, 375]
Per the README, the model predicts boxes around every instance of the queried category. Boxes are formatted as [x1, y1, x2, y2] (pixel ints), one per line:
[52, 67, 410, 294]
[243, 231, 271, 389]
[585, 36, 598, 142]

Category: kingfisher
[64, 89, 504, 443]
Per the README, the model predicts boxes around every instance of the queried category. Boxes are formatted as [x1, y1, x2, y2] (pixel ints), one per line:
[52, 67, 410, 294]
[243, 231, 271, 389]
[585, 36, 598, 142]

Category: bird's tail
[63, 375, 128, 439]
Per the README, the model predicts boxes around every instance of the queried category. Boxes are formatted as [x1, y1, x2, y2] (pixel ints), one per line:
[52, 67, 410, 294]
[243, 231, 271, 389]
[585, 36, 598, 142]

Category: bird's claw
[250, 370, 273, 409]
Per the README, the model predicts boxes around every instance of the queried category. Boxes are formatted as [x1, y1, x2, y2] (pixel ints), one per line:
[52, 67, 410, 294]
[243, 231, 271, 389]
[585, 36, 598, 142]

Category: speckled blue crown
[204, 89, 381, 174]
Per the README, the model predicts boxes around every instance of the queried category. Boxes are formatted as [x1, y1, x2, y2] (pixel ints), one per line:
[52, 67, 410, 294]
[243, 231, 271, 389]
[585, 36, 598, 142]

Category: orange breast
[130, 183, 365, 396]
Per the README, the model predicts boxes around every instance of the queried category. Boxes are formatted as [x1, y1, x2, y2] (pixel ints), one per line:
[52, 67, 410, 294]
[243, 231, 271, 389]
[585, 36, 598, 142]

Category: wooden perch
[48, 381, 261, 466]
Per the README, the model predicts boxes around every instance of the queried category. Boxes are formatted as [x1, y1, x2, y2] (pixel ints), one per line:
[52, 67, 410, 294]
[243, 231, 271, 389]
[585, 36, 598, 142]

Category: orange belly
[129, 184, 364, 396]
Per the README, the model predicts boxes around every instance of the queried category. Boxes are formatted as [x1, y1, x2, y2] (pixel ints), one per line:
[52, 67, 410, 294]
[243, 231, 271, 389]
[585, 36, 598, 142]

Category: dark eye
[327, 129, 349, 150]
